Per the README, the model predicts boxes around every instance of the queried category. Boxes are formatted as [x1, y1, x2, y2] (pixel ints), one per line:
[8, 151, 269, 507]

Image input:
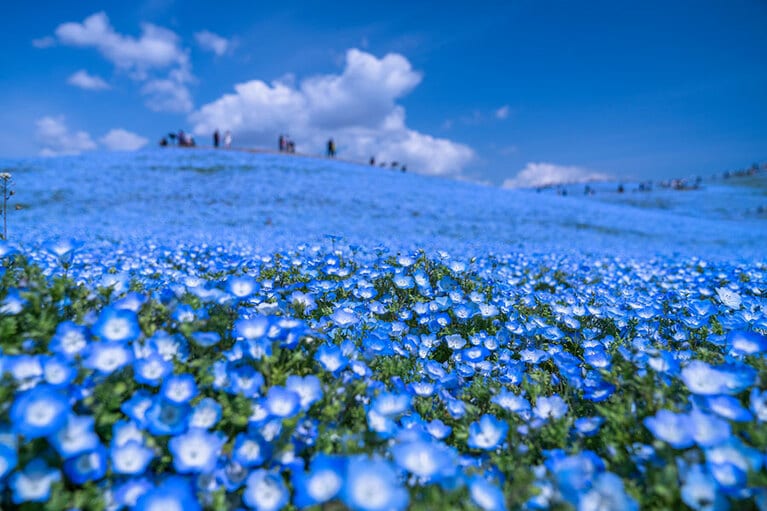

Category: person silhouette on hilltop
[327, 138, 336, 158]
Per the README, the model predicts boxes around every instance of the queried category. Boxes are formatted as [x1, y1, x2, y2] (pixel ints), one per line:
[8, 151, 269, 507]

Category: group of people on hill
[159, 129, 231, 149]
[212, 130, 233, 149]
[278, 135, 296, 153]
[369, 157, 407, 172]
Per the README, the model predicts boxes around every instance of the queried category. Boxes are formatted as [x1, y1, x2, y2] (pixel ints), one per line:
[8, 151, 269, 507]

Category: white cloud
[52, 12, 193, 112]
[495, 105, 510, 120]
[195, 30, 229, 56]
[141, 78, 194, 113]
[190, 48, 473, 176]
[67, 70, 110, 91]
[502, 162, 611, 189]
[100, 129, 148, 151]
[36, 116, 97, 157]
[32, 36, 56, 48]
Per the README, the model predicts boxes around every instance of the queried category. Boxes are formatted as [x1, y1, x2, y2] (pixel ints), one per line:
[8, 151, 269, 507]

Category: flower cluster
[0, 239, 765, 510]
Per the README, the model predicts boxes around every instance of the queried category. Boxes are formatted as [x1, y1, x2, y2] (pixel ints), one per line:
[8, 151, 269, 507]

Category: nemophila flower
[315, 344, 348, 373]
[84, 341, 133, 375]
[290, 291, 317, 313]
[49, 415, 100, 459]
[134, 476, 201, 511]
[533, 395, 568, 421]
[110, 440, 155, 475]
[113, 291, 147, 312]
[232, 432, 269, 467]
[191, 331, 221, 348]
[644, 410, 694, 449]
[341, 456, 409, 511]
[161, 373, 199, 404]
[0, 288, 26, 314]
[189, 398, 222, 429]
[469, 477, 506, 511]
[113, 478, 153, 509]
[10, 458, 61, 504]
[148, 330, 189, 362]
[134, 353, 173, 386]
[371, 392, 411, 417]
[468, 415, 508, 450]
[715, 287, 742, 309]
[227, 275, 258, 298]
[696, 395, 753, 422]
[367, 409, 398, 437]
[285, 375, 323, 410]
[426, 419, 452, 440]
[579, 472, 638, 511]
[92, 306, 141, 342]
[243, 469, 289, 511]
[6, 355, 43, 390]
[574, 416, 605, 437]
[292, 454, 345, 508]
[235, 316, 270, 340]
[708, 461, 747, 491]
[706, 437, 763, 476]
[392, 439, 457, 481]
[688, 409, 731, 448]
[63, 445, 107, 484]
[681, 464, 727, 511]
[169, 428, 224, 473]
[145, 399, 191, 436]
[49, 321, 89, 358]
[227, 363, 265, 396]
[121, 391, 154, 427]
[265, 386, 301, 419]
[0, 443, 18, 479]
[681, 360, 756, 395]
[492, 391, 531, 419]
[750, 388, 767, 421]
[11, 384, 69, 439]
[727, 329, 767, 356]
[330, 307, 358, 327]
[41, 355, 76, 387]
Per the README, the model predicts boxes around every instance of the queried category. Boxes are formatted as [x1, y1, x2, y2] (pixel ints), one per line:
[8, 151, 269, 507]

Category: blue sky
[1, 0, 766, 186]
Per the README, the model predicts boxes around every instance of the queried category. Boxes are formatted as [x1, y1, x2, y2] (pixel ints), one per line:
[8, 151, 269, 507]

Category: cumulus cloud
[190, 49, 473, 176]
[32, 36, 56, 48]
[502, 162, 611, 189]
[52, 12, 193, 112]
[495, 105, 510, 120]
[100, 129, 148, 151]
[195, 30, 229, 56]
[36, 116, 97, 157]
[67, 70, 110, 90]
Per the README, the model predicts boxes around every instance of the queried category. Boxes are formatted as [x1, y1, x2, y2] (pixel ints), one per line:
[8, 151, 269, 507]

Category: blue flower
[234, 316, 270, 340]
[573, 416, 605, 437]
[468, 414, 508, 450]
[392, 439, 457, 481]
[110, 440, 155, 475]
[727, 329, 767, 356]
[292, 454, 345, 508]
[243, 469, 289, 511]
[41, 355, 76, 387]
[92, 306, 141, 343]
[0, 289, 26, 314]
[48, 321, 89, 358]
[533, 395, 568, 421]
[285, 375, 323, 410]
[161, 373, 199, 404]
[681, 360, 756, 395]
[371, 392, 411, 417]
[688, 409, 731, 448]
[191, 331, 221, 347]
[750, 388, 767, 421]
[227, 275, 258, 298]
[341, 456, 409, 511]
[579, 472, 638, 511]
[134, 353, 173, 386]
[0, 443, 17, 479]
[265, 386, 302, 419]
[63, 445, 107, 484]
[10, 458, 61, 504]
[681, 464, 727, 511]
[11, 384, 69, 439]
[315, 344, 348, 373]
[84, 341, 133, 375]
[232, 432, 270, 468]
[468, 477, 507, 511]
[168, 428, 224, 473]
[134, 476, 201, 511]
[145, 398, 191, 436]
[189, 397, 223, 429]
[113, 478, 153, 509]
[644, 410, 694, 449]
[48, 414, 100, 459]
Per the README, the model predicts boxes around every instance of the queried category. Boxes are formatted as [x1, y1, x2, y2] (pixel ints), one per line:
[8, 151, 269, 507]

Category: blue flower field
[0, 149, 765, 510]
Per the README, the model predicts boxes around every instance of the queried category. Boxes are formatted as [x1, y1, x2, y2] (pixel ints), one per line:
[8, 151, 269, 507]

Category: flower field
[0, 151, 765, 510]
